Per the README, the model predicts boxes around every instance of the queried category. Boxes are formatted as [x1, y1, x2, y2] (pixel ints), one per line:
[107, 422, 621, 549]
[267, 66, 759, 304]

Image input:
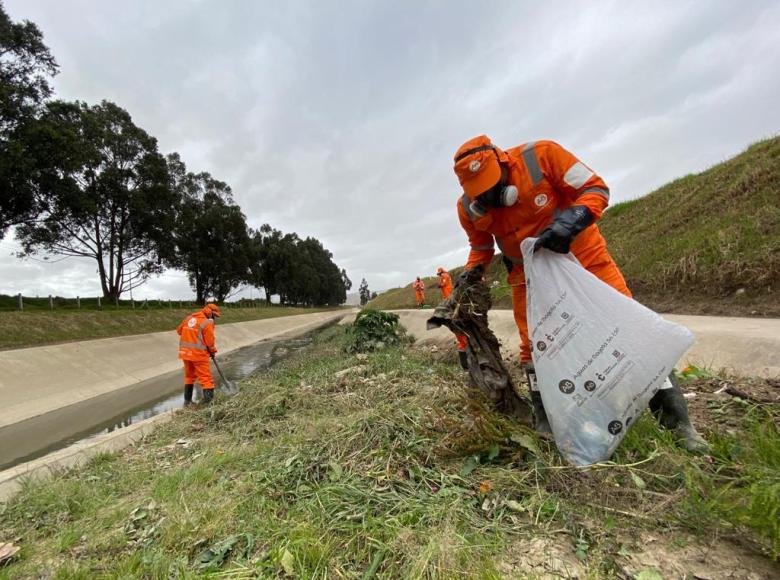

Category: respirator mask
[477, 180, 518, 208]
[468, 180, 518, 229]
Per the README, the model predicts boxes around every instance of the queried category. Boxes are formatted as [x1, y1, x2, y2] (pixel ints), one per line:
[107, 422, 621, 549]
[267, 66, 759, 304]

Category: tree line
[0, 2, 350, 306]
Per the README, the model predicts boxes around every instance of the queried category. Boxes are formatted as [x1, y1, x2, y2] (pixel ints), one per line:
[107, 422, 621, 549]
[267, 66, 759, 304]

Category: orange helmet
[436, 267, 445, 275]
[203, 303, 221, 318]
[453, 135, 508, 199]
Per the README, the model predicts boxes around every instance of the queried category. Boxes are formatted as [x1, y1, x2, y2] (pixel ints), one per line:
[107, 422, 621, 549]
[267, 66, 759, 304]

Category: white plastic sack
[521, 238, 694, 466]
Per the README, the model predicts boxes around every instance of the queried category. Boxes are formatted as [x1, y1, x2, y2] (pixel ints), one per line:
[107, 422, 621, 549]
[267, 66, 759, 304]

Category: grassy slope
[599, 137, 780, 316]
[370, 137, 780, 315]
[1, 326, 777, 577]
[0, 306, 342, 350]
[367, 258, 510, 311]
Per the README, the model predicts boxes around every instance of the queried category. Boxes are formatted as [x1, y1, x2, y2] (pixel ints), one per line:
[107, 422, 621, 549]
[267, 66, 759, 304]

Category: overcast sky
[2, 0, 779, 299]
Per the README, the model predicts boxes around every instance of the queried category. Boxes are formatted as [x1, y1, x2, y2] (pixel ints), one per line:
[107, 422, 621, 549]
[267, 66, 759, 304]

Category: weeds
[0, 325, 777, 577]
[345, 309, 411, 352]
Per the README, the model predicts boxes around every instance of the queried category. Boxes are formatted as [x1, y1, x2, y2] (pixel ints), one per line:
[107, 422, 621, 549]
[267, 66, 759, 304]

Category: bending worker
[176, 302, 221, 405]
[452, 135, 706, 451]
[412, 277, 426, 308]
[437, 267, 469, 369]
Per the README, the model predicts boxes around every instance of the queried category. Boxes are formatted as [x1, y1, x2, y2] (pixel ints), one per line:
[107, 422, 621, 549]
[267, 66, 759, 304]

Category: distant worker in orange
[412, 277, 426, 308]
[436, 267, 453, 298]
[176, 303, 221, 405]
[437, 267, 469, 369]
[452, 135, 705, 451]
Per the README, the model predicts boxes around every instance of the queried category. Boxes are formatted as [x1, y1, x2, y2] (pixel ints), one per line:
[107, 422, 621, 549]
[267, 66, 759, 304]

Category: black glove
[455, 264, 484, 288]
[534, 205, 594, 254]
[502, 255, 514, 273]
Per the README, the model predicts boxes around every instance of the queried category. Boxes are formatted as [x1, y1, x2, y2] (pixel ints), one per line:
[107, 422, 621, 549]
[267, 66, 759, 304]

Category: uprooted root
[427, 270, 532, 425]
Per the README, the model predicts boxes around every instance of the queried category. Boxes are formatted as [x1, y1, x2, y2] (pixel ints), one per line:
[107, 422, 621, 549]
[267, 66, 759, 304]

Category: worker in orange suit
[436, 267, 454, 299]
[412, 277, 426, 308]
[176, 302, 220, 405]
[437, 267, 469, 369]
[452, 135, 706, 451]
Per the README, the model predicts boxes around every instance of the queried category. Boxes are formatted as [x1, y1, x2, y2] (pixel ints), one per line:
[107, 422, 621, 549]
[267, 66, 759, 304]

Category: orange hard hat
[204, 303, 221, 318]
[454, 135, 507, 199]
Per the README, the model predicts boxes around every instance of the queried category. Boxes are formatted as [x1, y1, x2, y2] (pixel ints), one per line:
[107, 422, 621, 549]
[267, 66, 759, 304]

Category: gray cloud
[3, 0, 779, 299]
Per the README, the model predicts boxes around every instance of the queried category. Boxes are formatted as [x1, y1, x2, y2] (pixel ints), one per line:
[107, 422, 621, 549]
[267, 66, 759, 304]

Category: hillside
[367, 258, 510, 311]
[370, 137, 780, 316]
[600, 137, 780, 316]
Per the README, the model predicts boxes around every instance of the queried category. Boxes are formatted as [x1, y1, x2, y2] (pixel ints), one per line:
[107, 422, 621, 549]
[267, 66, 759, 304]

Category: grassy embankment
[0, 295, 343, 350]
[369, 137, 780, 316]
[1, 324, 777, 577]
[599, 137, 780, 316]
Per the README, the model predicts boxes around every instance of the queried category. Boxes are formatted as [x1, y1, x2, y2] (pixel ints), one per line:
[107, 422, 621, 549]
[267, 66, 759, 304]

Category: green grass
[367, 258, 512, 311]
[0, 325, 777, 577]
[0, 305, 343, 350]
[599, 137, 780, 315]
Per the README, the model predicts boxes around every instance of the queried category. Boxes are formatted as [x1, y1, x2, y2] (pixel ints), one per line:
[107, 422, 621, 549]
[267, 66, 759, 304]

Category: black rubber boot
[530, 391, 552, 435]
[183, 384, 194, 406]
[649, 375, 708, 453]
[522, 363, 551, 435]
[458, 350, 469, 370]
[202, 388, 214, 405]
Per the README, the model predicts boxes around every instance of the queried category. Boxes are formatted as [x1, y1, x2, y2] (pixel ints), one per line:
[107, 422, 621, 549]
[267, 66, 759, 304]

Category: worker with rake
[176, 302, 221, 405]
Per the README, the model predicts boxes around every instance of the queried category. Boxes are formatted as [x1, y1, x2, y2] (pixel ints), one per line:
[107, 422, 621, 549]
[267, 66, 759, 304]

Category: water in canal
[0, 333, 315, 471]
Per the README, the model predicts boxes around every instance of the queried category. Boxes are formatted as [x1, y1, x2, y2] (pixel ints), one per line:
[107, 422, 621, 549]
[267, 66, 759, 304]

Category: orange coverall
[176, 307, 217, 389]
[456, 139, 630, 362]
[437, 271, 454, 298]
[412, 279, 426, 306]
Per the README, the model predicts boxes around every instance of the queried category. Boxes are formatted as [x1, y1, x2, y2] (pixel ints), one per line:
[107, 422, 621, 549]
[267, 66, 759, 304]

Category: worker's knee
[587, 257, 632, 298]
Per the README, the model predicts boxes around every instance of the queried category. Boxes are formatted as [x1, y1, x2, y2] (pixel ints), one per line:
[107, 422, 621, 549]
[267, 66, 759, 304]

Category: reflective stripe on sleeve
[179, 341, 207, 350]
[563, 161, 594, 189]
[522, 142, 543, 185]
[576, 186, 610, 200]
[471, 243, 494, 251]
[197, 318, 214, 344]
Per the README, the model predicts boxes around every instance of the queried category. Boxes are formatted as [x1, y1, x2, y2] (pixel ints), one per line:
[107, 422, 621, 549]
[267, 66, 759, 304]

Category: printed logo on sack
[607, 420, 623, 435]
[534, 193, 548, 207]
[187, 318, 197, 328]
[584, 380, 596, 392]
[558, 379, 575, 394]
[469, 160, 481, 172]
[536, 340, 547, 352]
[561, 311, 570, 320]
[597, 373, 606, 381]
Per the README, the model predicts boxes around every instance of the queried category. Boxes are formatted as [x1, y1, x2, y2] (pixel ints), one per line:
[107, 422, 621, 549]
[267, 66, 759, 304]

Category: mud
[681, 375, 780, 433]
[499, 530, 779, 579]
[427, 271, 532, 424]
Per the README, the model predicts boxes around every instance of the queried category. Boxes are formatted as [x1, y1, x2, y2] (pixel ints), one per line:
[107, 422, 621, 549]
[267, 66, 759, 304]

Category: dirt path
[389, 309, 780, 378]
